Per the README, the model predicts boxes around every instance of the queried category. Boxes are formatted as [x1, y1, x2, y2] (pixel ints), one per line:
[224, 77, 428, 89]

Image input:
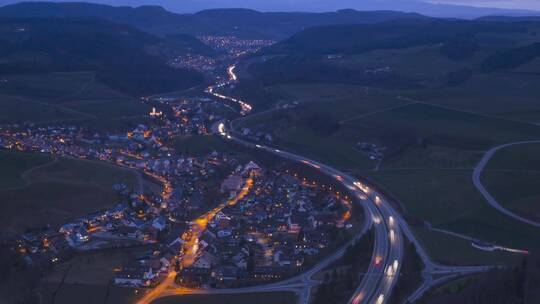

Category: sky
[0, 0, 539, 16]
[92, 0, 540, 13]
[430, 0, 540, 10]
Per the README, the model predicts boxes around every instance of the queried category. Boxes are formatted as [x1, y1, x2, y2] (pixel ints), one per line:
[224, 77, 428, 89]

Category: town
[1, 82, 356, 291]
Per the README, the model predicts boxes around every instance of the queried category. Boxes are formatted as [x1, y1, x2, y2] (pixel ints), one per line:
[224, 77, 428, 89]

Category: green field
[486, 143, 540, 171]
[152, 292, 297, 304]
[242, 96, 540, 171]
[0, 72, 125, 101]
[0, 150, 52, 189]
[482, 171, 540, 222]
[46, 247, 151, 285]
[345, 103, 540, 150]
[45, 283, 139, 304]
[411, 227, 520, 266]
[408, 72, 540, 124]
[236, 82, 540, 264]
[0, 152, 145, 234]
[237, 84, 411, 170]
[40, 247, 152, 304]
[365, 168, 540, 255]
[479, 143, 540, 223]
[0, 72, 149, 130]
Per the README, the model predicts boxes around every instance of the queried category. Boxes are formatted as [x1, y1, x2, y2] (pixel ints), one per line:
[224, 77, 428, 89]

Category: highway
[146, 64, 490, 304]
[217, 122, 404, 304]
[212, 64, 491, 303]
[217, 123, 487, 303]
[473, 140, 540, 229]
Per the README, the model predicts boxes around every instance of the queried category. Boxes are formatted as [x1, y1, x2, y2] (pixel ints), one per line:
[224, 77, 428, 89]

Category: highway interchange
[145, 64, 491, 304]
[216, 121, 490, 304]
[208, 64, 490, 303]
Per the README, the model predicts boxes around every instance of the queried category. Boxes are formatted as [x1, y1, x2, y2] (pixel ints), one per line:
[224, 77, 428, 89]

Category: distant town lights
[149, 107, 163, 117]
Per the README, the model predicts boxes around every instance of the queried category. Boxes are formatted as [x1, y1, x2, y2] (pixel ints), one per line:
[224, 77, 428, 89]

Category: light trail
[206, 64, 253, 115]
[227, 65, 238, 81]
[137, 178, 253, 304]
[181, 178, 253, 268]
[137, 271, 177, 304]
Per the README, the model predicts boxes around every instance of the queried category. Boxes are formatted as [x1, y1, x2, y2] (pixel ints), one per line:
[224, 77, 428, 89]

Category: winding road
[218, 123, 489, 304]
[144, 64, 490, 304]
[473, 140, 540, 229]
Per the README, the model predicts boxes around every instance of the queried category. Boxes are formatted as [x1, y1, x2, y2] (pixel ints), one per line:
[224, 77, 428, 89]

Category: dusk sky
[430, 0, 540, 10]
[0, 0, 539, 15]
[88, 0, 540, 11]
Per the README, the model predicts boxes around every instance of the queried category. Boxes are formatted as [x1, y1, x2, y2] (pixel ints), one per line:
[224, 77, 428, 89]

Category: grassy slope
[481, 143, 540, 223]
[0, 152, 142, 234]
[365, 169, 540, 254]
[0, 72, 150, 131]
[236, 78, 540, 264]
[0, 150, 52, 188]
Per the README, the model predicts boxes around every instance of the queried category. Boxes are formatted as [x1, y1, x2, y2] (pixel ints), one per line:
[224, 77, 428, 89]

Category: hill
[0, 18, 204, 96]
[0, 2, 428, 39]
[243, 19, 540, 88]
[265, 19, 526, 55]
[483, 42, 540, 71]
[137, 0, 540, 19]
[188, 8, 427, 39]
[0, 2, 191, 35]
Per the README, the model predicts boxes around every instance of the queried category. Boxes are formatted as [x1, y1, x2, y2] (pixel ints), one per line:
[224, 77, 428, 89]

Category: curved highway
[146, 64, 491, 304]
[209, 64, 490, 303]
[216, 121, 404, 304]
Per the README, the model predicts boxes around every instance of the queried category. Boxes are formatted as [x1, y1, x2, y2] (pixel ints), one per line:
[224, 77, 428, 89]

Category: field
[411, 227, 520, 266]
[44, 282, 139, 304]
[0, 151, 149, 235]
[409, 72, 540, 124]
[480, 143, 540, 223]
[486, 143, 540, 171]
[0, 150, 52, 189]
[237, 84, 410, 170]
[152, 292, 297, 304]
[42, 246, 152, 304]
[365, 169, 540, 256]
[235, 77, 540, 265]
[0, 72, 150, 131]
[241, 89, 540, 170]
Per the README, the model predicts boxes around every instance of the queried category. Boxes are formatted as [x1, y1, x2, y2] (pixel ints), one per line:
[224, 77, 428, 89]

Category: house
[152, 216, 167, 231]
[233, 252, 248, 270]
[221, 175, 243, 194]
[217, 229, 232, 238]
[106, 203, 128, 219]
[249, 267, 284, 281]
[193, 251, 218, 269]
[179, 267, 210, 287]
[287, 210, 308, 234]
[114, 266, 154, 287]
[212, 265, 241, 285]
[163, 225, 186, 247]
[74, 227, 90, 243]
[273, 249, 293, 267]
[115, 226, 139, 238]
[242, 161, 262, 177]
[159, 254, 174, 271]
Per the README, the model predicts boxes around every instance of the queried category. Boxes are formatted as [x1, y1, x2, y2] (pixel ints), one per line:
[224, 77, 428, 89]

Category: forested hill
[0, 2, 427, 39]
[0, 18, 204, 96]
[264, 19, 530, 55]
